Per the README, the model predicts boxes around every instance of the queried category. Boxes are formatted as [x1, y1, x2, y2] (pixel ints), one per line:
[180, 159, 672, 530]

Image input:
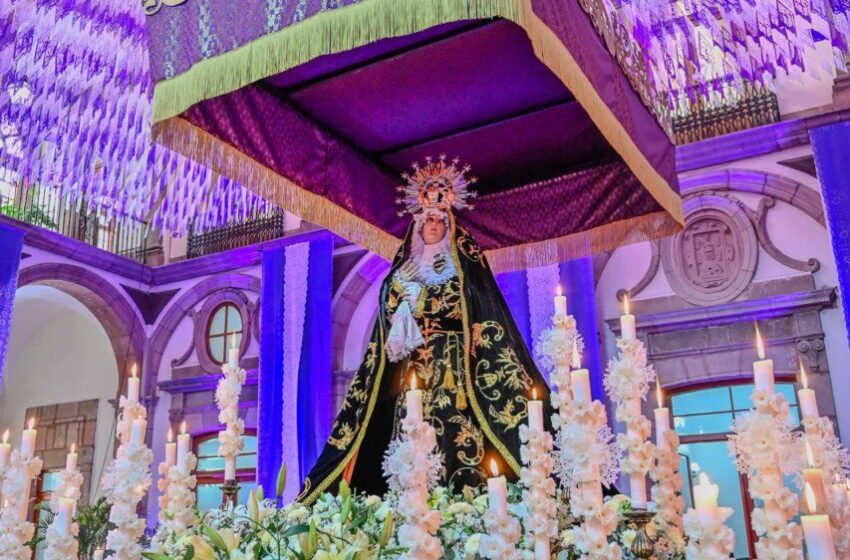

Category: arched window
[193, 431, 258, 511]
[206, 302, 243, 365]
[671, 382, 800, 560]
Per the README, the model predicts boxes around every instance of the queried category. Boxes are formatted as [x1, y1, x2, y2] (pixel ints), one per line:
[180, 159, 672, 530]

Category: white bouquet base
[684, 506, 735, 559]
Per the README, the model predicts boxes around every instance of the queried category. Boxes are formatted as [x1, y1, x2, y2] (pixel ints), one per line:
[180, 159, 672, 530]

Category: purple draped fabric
[0, 222, 24, 392]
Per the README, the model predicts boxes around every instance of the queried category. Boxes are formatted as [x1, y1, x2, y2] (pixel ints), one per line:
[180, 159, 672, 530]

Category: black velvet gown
[298, 211, 553, 504]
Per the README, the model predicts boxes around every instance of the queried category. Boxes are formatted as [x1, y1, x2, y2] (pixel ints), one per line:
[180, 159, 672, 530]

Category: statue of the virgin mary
[299, 157, 552, 504]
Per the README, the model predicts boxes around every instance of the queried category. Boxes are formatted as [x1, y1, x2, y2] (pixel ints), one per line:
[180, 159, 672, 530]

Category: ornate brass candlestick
[624, 509, 656, 559]
[221, 479, 240, 507]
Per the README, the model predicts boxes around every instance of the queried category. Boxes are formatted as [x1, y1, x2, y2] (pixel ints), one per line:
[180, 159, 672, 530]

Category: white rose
[465, 534, 481, 555]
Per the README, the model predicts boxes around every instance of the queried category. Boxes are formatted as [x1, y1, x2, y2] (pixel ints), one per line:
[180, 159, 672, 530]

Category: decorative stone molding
[661, 194, 758, 306]
[754, 197, 820, 273]
[616, 239, 660, 301]
[191, 288, 254, 373]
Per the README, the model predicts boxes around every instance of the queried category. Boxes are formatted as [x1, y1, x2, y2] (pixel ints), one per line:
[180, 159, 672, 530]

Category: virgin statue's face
[420, 213, 447, 245]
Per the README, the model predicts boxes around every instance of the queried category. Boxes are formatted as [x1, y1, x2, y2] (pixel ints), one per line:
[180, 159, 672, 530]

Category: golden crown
[396, 155, 477, 217]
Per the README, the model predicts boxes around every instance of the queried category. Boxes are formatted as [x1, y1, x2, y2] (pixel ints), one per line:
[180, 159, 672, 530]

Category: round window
[207, 302, 243, 365]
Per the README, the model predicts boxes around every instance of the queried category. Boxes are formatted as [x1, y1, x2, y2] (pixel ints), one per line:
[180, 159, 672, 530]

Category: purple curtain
[0, 223, 23, 391]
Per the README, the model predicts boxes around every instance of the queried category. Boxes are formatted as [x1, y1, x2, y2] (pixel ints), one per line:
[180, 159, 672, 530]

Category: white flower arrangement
[826, 484, 850, 556]
[683, 506, 735, 560]
[161, 453, 198, 537]
[518, 423, 557, 557]
[534, 314, 583, 377]
[115, 397, 146, 446]
[44, 465, 83, 560]
[649, 429, 685, 555]
[0, 451, 42, 560]
[216, 362, 246, 469]
[382, 415, 442, 560]
[479, 508, 522, 560]
[728, 389, 804, 560]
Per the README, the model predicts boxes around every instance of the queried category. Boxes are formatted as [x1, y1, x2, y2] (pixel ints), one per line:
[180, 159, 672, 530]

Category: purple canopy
[147, 0, 682, 270]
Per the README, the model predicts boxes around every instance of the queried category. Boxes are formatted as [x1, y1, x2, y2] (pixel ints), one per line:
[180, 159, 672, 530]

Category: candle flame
[27, 418, 35, 430]
[489, 458, 500, 477]
[656, 380, 663, 407]
[806, 438, 815, 468]
[532, 387, 538, 401]
[754, 323, 765, 360]
[623, 294, 630, 315]
[131, 363, 137, 378]
[800, 358, 809, 390]
[556, 284, 562, 297]
[2, 429, 8, 444]
[70, 443, 76, 454]
[805, 482, 817, 513]
[410, 375, 418, 391]
[180, 421, 187, 435]
[167, 427, 173, 443]
[698, 472, 711, 487]
[571, 341, 581, 369]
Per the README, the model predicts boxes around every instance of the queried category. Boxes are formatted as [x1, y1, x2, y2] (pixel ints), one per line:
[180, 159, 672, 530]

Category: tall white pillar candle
[130, 417, 147, 446]
[554, 285, 567, 317]
[177, 421, 191, 471]
[570, 369, 591, 403]
[228, 333, 240, 370]
[165, 428, 177, 469]
[406, 376, 424, 423]
[630, 473, 648, 509]
[0, 429, 10, 470]
[654, 381, 671, 448]
[528, 388, 544, 431]
[65, 443, 78, 472]
[802, 483, 838, 560]
[225, 455, 237, 481]
[693, 473, 721, 525]
[127, 363, 140, 403]
[21, 418, 36, 458]
[753, 324, 774, 393]
[798, 361, 819, 419]
[55, 493, 75, 535]
[620, 295, 636, 340]
[487, 459, 508, 515]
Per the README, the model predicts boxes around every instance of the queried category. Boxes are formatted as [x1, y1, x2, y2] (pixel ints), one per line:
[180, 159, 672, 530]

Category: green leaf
[280, 523, 310, 538]
[142, 553, 172, 560]
[276, 463, 287, 498]
[201, 523, 228, 551]
[338, 479, 350, 502]
[256, 484, 265, 503]
[182, 544, 194, 560]
[340, 494, 351, 525]
[379, 512, 393, 547]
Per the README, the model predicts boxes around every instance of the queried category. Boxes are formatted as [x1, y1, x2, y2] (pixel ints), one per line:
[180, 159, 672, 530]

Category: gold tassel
[456, 384, 467, 411]
[442, 368, 456, 391]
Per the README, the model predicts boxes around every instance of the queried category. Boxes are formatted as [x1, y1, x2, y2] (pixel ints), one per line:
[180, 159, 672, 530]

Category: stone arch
[16, 263, 145, 397]
[147, 273, 261, 394]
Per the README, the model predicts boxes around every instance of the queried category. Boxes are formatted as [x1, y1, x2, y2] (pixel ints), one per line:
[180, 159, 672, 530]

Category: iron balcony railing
[186, 212, 287, 259]
[0, 185, 149, 262]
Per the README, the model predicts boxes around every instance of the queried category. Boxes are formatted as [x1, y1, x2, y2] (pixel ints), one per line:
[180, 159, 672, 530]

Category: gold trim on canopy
[151, 0, 683, 237]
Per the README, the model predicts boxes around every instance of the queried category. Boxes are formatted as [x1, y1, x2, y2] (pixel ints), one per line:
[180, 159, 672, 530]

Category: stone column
[810, 121, 850, 345]
[0, 221, 24, 389]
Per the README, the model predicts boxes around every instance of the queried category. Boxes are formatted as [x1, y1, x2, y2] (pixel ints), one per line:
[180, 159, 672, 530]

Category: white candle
[620, 295, 636, 340]
[486, 459, 507, 515]
[225, 455, 236, 481]
[130, 417, 147, 446]
[630, 472, 648, 510]
[570, 369, 591, 403]
[534, 537, 550, 560]
[802, 483, 838, 560]
[406, 375, 424, 423]
[21, 418, 36, 459]
[55, 491, 75, 535]
[804, 439, 827, 513]
[65, 443, 78, 472]
[127, 363, 140, 403]
[693, 472, 721, 525]
[165, 427, 176, 469]
[177, 421, 191, 471]
[554, 285, 567, 317]
[528, 387, 544, 431]
[228, 333, 240, 370]
[0, 429, 10, 470]
[93, 549, 104, 560]
[753, 324, 774, 393]
[798, 361, 819, 419]
[654, 381, 671, 448]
